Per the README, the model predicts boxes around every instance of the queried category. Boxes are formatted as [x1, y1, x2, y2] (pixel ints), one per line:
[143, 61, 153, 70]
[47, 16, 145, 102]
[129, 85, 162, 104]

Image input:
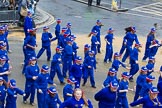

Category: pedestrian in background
[95, 81, 118, 108]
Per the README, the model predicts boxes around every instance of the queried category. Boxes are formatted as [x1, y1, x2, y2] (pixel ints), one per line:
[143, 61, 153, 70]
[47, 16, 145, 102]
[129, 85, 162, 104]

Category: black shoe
[82, 83, 85, 86]
[60, 82, 66, 85]
[47, 58, 50, 61]
[129, 78, 134, 82]
[91, 85, 96, 88]
[23, 100, 27, 104]
[30, 103, 35, 106]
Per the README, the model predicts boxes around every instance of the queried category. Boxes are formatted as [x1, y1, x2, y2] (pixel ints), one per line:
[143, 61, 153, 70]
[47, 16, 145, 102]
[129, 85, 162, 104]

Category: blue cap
[141, 66, 148, 72]
[146, 75, 155, 81]
[56, 46, 63, 51]
[84, 44, 91, 48]
[0, 55, 7, 61]
[29, 56, 37, 61]
[67, 22, 72, 26]
[3, 24, 8, 28]
[114, 52, 120, 57]
[70, 35, 76, 39]
[150, 87, 159, 93]
[27, 11, 32, 15]
[96, 20, 101, 23]
[0, 26, 4, 31]
[122, 72, 132, 78]
[131, 26, 136, 31]
[109, 67, 117, 73]
[43, 26, 49, 30]
[68, 76, 77, 83]
[48, 86, 57, 94]
[66, 37, 73, 42]
[151, 28, 156, 32]
[110, 81, 118, 88]
[0, 77, 3, 81]
[88, 50, 95, 55]
[108, 28, 114, 31]
[75, 56, 82, 61]
[10, 79, 16, 88]
[41, 64, 49, 72]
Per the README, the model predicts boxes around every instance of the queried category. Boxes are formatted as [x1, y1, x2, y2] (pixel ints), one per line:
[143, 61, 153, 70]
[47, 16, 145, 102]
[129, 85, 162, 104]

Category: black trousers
[88, 0, 93, 6]
[96, 0, 101, 5]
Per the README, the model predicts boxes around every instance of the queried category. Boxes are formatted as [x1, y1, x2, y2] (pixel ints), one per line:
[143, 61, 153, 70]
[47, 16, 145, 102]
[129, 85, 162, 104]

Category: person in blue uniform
[3, 25, 11, 53]
[58, 27, 67, 48]
[90, 20, 103, 53]
[5, 79, 26, 108]
[82, 50, 97, 88]
[142, 28, 155, 61]
[84, 44, 91, 59]
[50, 46, 65, 85]
[112, 52, 130, 72]
[129, 43, 141, 82]
[104, 28, 114, 63]
[133, 66, 148, 101]
[66, 23, 72, 36]
[23, 11, 34, 37]
[60, 88, 93, 108]
[95, 81, 118, 108]
[122, 27, 140, 63]
[45, 86, 62, 108]
[91, 30, 100, 55]
[63, 76, 76, 101]
[0, 77, 7, 108]
[71, 35, 79, 63]
[149, 39, 162, 57]
[69, 56, 83, 88]
[130, 87, 162, 108]
[146, 56, 155, 75]
[115, 72, 132, 108]
[55, 19, 62, 43]
[62, 38, 73, 78]
[36, 64, 56, 108]
[0, 55, 11, 82]
[37, 26, 53, 61]
[139, 75, 155, 98]
[0, 26, 6, 44]
[157, 74, 162, 104]
[23, 56, 39, 106]
[158, 66, 162, 82]
[22, 28, 37, 74]
[102, 67, 118, 88]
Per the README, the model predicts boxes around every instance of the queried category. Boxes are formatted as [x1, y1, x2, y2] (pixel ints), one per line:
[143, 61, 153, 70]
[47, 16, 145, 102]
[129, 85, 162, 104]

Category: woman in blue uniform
[146, 56, 155, 75]
[60, 88, 93, 108]
[95, 81, 118, 108]
[0, 77, 7, 108]
[5, 79, 26, 108]
[37, 26, 53, 61]
[142, 28, 155, 61]
[91, 30, 100, 55]
[63, 76, 76, 101]
[45, 86, 62, 108]
[115, 72, 132, 108]
[84, 44, 91, 59]
[130, 87, 162, 108]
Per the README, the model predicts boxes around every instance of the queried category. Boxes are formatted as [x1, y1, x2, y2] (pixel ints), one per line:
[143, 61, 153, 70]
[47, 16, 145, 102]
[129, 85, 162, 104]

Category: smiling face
[74, 89, 82, 101]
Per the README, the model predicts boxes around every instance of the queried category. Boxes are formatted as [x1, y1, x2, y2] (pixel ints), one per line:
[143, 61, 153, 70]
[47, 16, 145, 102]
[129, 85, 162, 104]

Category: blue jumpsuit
[119, 35, 126, 55]
[5, 87, 24, 108]
[0, 34, 6, 43]
[104, 33, 113, 62]
[50, 53, 64, 83]
[62, 43, 73, 78]
[157, 81, 162, 104]
[24, 16, 33, 37]
[130, 95, 162, 108]
[134, 74, 147, 101]
[112, 59, 126, 71]
[22, 35, 36, 74]
[37, 32, 53, 60]
[91, 35, 98, 55]
[83, 55, 96, 87]
[0, 62, 10, 82]
[139, 82, 153, 98]
[60, 97, 93, 108]
[103, 75, 118, 87]
[115, 80, 129, 108]
[142, 34, 155, 60]
[45, 93, 62, 108]
[23, 64, 39, 104]
[91, 25, 101, 53]
[158, 66, 162, 82]
[55, 23, 61, 39]
[95, 87, 117, 108]
[69, 63, 83, 88]
[129, 47, 139, 79]
[0, 85, 6, 108]
[63, 84, 74, 101]
[122, 32, 139, 62]
[4, 30, 9, 52]
[36, 73, 54, 108]
[72, 41, 79, 62]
